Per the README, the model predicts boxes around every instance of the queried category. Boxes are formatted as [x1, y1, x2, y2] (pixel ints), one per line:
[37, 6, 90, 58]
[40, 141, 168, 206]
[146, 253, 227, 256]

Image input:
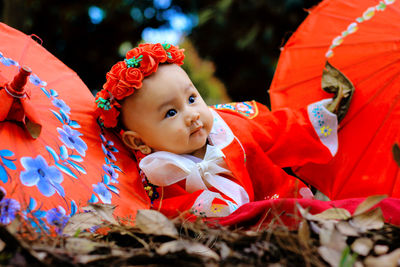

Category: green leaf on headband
[95, 97, 111, 110]
[162, 43, 171, 50]
[125, 55, 142, 68]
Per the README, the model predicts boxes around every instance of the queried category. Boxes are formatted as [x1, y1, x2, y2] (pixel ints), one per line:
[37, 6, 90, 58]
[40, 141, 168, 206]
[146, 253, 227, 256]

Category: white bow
[139, 145, 249, 207]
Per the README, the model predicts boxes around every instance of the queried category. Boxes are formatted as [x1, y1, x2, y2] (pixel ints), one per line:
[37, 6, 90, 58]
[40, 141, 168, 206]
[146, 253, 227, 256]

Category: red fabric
[151, 101, 334, 218]
[213, 197, 400, 228]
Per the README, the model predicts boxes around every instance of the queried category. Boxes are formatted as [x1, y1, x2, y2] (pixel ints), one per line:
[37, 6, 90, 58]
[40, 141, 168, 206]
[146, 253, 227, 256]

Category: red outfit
[140, 100, 337, 218]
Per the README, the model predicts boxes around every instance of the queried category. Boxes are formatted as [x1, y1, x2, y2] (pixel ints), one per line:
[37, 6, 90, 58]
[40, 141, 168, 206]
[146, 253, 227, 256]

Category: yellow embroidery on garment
[321, 126, 332, 137]
[211, 204, 225, 213]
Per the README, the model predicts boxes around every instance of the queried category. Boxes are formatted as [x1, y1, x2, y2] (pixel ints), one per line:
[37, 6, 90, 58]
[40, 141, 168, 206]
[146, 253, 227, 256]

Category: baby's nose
[186, 111, 200, 125]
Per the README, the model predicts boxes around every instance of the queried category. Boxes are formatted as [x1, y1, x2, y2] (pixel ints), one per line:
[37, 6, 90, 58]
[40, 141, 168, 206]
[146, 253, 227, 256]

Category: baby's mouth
[190, 123, 203, 135]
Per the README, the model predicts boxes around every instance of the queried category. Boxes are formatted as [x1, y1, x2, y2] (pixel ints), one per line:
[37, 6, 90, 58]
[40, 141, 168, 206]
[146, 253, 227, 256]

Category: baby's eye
[188, 95, 196, 104]
[165, 109, 177, 118]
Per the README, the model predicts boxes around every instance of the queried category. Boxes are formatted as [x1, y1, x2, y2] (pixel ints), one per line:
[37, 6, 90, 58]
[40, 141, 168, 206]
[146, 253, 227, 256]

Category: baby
[95, 43, 344, 218]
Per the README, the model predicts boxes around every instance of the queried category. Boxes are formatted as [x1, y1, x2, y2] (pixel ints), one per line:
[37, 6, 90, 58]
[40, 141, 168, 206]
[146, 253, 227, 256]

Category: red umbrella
[0, 23, 149, 230]
[269, 0, 400, 200]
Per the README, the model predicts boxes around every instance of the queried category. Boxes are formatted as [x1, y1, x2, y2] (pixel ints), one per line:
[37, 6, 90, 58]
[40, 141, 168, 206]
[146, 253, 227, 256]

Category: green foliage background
[0, 0, 321, 106]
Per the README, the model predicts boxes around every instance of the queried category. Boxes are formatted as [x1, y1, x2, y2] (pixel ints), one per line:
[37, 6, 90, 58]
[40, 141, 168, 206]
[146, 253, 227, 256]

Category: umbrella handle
[0, 66, 42, 139]
[6, 66, 32, 98]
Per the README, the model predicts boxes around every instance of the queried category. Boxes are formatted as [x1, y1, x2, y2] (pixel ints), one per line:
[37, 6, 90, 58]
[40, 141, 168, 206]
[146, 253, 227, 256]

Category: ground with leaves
[0, 196, 400, 266]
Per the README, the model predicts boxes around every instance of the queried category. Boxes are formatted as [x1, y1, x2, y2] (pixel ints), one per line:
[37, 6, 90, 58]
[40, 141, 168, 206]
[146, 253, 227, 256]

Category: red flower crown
[95, 43, 185, 128]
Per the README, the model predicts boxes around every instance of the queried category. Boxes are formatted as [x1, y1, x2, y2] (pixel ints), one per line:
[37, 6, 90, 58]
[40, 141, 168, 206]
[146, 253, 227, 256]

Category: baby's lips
[190, 122, 203, 135]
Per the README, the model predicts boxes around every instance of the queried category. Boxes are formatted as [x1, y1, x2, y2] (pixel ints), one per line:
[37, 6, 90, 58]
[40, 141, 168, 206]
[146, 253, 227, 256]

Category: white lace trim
[208, 109, 234, 149]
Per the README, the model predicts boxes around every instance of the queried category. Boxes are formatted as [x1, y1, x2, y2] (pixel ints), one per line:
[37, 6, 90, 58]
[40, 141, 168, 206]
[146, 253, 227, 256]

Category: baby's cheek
[204, 112, 214, 133]
[174, 128, 188, 139]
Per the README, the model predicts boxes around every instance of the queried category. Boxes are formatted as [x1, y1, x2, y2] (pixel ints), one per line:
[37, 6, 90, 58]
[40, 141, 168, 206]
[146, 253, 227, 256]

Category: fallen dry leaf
[351, 208, 384, 232]
[374, 245, 389, 255]
[351, 237, 373, 256]
[322, 61, 355, 121]
[365, 248, 400, 267]
[336, 221, 359, 237]
[298, 220, 311, 248]
[216, 242, 232, 260]
[82, 204, 118, 224]
[319, 224, 347, 252]
[156, 240, 220, 261]
[65, 237, 101, 254]
[318, 246, 342, 267]
[314, 208, 351, 221]
[353, 195, 387, 217]
[63, 212, 105, 236]
[135, 209, 178, 237]
[297, 203, 325, 222]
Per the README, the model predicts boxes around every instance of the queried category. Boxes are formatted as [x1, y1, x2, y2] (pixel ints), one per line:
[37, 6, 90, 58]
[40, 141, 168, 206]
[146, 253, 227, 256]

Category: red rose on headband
[138, 51, 159, 77]
[138, 43, 168, 62]
[166, 46, 185, 65]
[126, 46, 144, 59]
[103, 72, 118, 92]
[121, 67, 143, 88]
[97, 105, 120, 128]
[103, 61, 126, 92]
[113, 80, 134, 100]
[127, 43, 167, 63]
[95, 88, 110, 101]
[104, 62, 143, 99]
[110, 61, 125, 76]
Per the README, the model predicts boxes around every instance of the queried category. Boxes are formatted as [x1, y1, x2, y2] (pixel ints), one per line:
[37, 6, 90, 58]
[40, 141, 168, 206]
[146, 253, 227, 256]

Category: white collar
[207, 108, 234, 149]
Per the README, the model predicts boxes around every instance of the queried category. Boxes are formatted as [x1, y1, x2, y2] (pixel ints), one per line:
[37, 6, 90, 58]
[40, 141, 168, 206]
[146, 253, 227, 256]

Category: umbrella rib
[390, 4, 400, 16]
[272, 49, 399, 93]
[17, 35, 36, 69]
[317, 10, 362, 22]
[46, 73, 79, 88]
[286, 39, 400, 50]
[334, 81, 400, 197]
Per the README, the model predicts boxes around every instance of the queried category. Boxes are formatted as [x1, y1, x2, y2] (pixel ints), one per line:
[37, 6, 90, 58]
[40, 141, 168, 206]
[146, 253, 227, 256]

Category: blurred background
[0, 0, 321, 106]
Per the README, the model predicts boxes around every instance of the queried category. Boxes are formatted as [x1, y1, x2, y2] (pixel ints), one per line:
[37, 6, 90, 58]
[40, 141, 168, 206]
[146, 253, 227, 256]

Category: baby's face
[121, 64, 213, 155]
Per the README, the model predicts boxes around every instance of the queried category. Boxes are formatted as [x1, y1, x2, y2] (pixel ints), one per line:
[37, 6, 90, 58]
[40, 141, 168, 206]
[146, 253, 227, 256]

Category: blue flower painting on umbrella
[93, 182, 112, 204]
[52, 99, 71, 115]
[0, 52, 18, 66]
[0, 27, 136, 232]
[57, 125, 88, 157]
[0, 149, 16, 183]
[89, 132, 122, 205]
[46, 206, 69, 234]
[0, 197, 20, 225]
[20, 155, 65, 197]
[101, 137, 118, 161]
[0, 186, 20, 225]
[103, 164, 119, 182]
[29, 73, 47, 87]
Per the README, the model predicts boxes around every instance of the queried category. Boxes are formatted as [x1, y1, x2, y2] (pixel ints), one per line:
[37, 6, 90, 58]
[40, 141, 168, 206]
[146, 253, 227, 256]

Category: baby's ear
[122, 131, 152, 154]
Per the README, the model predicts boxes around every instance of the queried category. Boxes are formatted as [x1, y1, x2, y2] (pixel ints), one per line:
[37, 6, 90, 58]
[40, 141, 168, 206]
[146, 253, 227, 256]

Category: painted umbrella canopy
[0, 22, 149, 231]
[269, 0, 400, 200]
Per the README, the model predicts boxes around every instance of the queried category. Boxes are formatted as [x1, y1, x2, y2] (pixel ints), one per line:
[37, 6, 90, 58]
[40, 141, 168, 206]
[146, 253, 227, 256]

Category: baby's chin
[166, 140, 208, 157]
